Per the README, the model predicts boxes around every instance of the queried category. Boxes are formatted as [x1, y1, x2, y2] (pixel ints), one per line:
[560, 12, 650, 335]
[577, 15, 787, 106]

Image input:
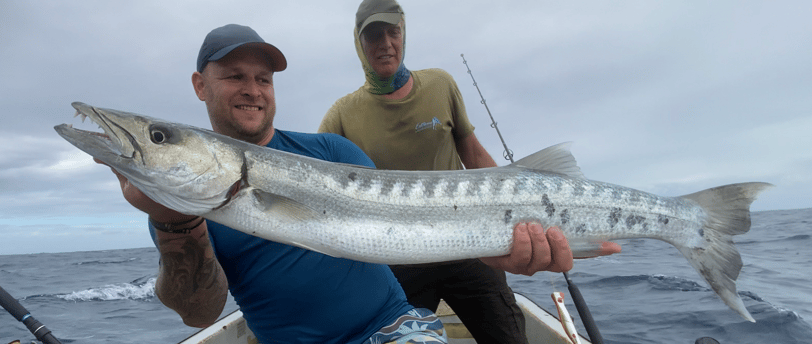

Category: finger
[523, 222, 551, 275]
[479, 223, 532, 274]
[545, 227, 573, 272]
[574, 241, 623, 259]
[509, 223, 534, 273]
[597, 241, 622, 256]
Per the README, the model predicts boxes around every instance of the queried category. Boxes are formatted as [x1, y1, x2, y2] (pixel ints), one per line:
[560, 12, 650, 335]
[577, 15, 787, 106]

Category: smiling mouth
[236, 105, 262, 111]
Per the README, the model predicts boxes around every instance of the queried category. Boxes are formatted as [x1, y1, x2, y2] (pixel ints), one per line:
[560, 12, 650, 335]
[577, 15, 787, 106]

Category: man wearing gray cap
[105, 24, 448, 344]
[320, 0, 621, 343]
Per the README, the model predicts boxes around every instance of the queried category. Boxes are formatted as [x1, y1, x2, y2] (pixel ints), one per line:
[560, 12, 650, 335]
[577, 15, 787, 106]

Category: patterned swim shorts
[363, 308, 448, 344]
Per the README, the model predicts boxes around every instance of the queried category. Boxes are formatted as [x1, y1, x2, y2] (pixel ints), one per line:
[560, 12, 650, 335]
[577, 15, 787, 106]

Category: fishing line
[461, 54, 604, 344]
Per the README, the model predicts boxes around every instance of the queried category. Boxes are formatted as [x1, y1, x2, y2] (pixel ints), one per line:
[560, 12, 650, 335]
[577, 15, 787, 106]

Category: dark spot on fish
[424, 180, 435, 198]
[658, 214, 669, 225]
[401, 180, 415, 197]
[453, 204, 458, 211]
[625, 214, 646, 229]
[504, 210, 513, 224]
[466, 180, 480, 196]
[323, 210, 327, 215]
[512, 178, 526, 195]
[348, 172, 357, 181]
[698, 227, 704, 237]
[380, 179, 394, 196]
[560, 209, 570, 225]
[542, 194, 555, 217]
[608, 207, 621, 228]
[575, 223, 587, 234]
[445, 180, 458, 197]
[358, 176, 373, 191]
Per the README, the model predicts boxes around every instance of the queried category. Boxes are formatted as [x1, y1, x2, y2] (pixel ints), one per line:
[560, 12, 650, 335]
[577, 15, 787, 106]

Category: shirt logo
[415, 117, 441, 133]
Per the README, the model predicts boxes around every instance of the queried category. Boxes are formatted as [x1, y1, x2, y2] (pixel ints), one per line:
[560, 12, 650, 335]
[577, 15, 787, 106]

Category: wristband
[149, 216, 205, 234]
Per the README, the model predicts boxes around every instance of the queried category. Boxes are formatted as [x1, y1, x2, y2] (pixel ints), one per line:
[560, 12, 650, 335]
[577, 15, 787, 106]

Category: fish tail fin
[676, 182, 773, 322]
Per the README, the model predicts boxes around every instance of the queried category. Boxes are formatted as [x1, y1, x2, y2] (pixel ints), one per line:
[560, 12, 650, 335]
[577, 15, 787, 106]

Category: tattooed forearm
[154, 222, 228, 327]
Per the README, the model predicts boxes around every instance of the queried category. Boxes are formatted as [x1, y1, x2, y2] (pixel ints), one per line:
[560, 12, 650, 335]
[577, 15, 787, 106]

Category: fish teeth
[73, 110, 88, 122]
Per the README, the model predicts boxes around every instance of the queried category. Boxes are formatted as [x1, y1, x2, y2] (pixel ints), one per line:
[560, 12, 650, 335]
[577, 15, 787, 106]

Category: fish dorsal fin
[509, 142, 585, 179]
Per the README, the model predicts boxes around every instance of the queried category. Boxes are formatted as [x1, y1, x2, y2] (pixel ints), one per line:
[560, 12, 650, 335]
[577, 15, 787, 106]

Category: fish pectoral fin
[289, 239, 345, 259]
[510, 142, 585, 179]
[252, 189, 319, 223]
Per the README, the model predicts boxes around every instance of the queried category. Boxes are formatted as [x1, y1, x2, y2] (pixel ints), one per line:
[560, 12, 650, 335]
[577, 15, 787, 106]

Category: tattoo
[155, 224, 228, 326]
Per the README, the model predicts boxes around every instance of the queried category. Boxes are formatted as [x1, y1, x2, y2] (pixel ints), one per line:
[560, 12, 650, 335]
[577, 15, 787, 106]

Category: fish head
[54, 102, 244, 215]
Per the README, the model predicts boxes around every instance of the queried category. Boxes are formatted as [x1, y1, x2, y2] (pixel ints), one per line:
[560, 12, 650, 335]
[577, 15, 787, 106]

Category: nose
[241, 80, 262, 98]
[380, 35, 394, 50]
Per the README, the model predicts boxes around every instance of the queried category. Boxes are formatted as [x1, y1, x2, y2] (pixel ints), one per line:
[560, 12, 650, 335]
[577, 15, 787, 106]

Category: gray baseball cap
[355, 0, 404, 34]
[196, 24, 287, 73]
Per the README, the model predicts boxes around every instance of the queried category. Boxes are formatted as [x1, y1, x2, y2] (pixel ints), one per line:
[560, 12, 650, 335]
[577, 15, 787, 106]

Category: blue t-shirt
[152, 130, 412, 343]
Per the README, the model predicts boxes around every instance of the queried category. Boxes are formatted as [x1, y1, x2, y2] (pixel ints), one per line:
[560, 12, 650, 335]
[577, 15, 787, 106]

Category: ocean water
[2, 208, 811, 344]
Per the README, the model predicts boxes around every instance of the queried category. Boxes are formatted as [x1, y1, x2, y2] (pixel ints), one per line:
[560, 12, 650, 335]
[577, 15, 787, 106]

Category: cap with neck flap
[354, 0, 410, 95]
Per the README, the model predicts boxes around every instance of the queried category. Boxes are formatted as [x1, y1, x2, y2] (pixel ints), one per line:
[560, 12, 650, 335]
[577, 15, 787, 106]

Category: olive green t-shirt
[318, 68, 475, 171]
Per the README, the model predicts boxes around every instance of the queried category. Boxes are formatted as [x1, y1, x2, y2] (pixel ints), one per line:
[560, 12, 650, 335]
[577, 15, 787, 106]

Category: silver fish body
[55, 102, 771, 322]
[215, 149, 704, 263]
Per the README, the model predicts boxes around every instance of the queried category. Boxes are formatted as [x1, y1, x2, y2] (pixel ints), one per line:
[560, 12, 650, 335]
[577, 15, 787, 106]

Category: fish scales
[236, 149, 701, 263]
[55, 102, 772, 322]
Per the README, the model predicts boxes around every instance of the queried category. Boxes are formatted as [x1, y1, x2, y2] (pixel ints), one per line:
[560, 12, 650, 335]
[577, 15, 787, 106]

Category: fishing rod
[0, 284, 63, 344]
[461, 54, 604, 344]
[459, 54, 513, 163]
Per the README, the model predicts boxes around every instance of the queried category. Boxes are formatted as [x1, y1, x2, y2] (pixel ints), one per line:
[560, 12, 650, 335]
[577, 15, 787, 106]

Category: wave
[739, 290, 765, 302]
[591, 274, 771, 301]
[739, 234, 810, 245]
[72, 257, 139, 266]
[646, 274, 710, 292]
[590, 274, 711, 292]
[55, 277, 156, 302]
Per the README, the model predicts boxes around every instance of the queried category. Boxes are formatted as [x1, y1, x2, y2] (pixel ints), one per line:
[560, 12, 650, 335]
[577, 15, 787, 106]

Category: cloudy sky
[1, 1, 809, 255]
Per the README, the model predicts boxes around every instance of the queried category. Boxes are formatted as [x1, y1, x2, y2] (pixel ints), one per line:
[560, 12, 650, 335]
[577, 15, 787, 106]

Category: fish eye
[148, 125, 172, 144]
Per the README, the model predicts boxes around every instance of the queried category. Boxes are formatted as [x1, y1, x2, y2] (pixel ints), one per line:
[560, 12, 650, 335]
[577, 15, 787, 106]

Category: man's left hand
[480, 222, 621, 276]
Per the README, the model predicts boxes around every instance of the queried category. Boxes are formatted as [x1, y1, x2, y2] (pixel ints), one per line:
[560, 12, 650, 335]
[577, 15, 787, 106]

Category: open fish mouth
[54, 102, 139, 162]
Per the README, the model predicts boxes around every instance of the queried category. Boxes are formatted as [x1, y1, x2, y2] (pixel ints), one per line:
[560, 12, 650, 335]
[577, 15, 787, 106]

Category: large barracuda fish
[55, 102, 770, 322]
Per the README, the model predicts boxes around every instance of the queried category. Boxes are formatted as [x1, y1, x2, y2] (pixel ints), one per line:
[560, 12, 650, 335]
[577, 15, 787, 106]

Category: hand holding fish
[95, 158, 197, 225]
[480, 223, 622, 275]
[94, 158, 228, 326]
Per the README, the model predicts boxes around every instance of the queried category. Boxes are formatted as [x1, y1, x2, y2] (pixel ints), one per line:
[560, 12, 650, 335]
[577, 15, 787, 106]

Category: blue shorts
[363, 308, 448, 344]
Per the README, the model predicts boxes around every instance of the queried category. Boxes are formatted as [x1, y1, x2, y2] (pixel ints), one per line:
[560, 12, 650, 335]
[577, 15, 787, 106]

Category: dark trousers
[389, 259, 527, 344]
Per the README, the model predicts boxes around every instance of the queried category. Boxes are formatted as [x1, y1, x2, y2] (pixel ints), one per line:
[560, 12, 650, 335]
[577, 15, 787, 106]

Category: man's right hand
[95, 158, 228, 327]
[95, 158, 196, 223]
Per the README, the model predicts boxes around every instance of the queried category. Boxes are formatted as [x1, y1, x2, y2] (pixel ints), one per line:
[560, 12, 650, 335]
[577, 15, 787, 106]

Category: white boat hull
[178, 293, 591, 344]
